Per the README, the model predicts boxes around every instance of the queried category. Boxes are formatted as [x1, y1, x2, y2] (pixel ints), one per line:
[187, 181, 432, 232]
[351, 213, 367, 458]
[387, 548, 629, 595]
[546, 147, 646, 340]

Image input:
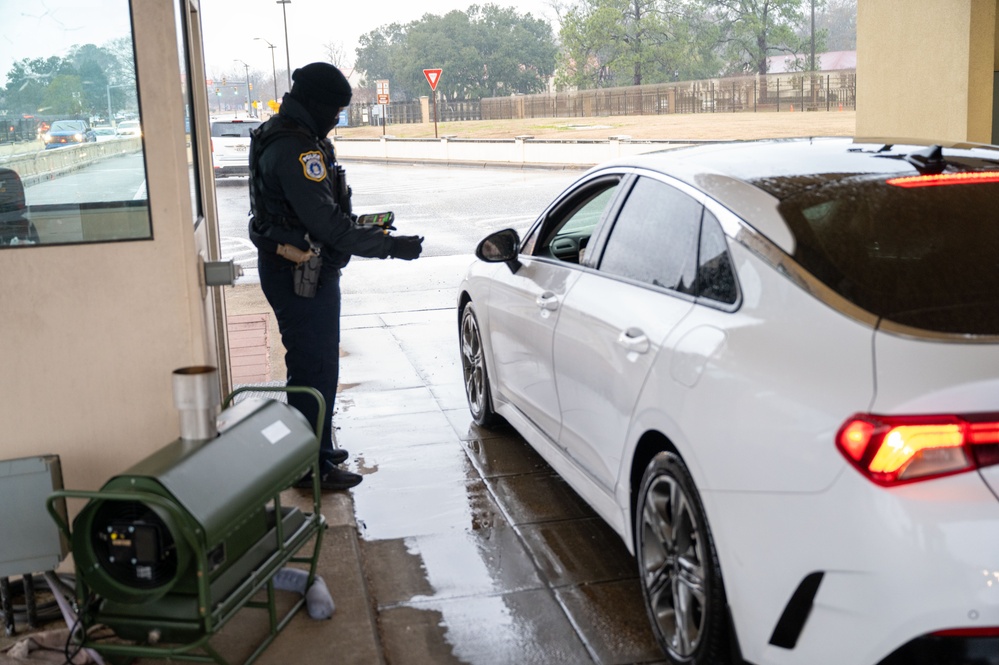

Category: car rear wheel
[460, 302, 500, 428]
[636, 452, 730, 665]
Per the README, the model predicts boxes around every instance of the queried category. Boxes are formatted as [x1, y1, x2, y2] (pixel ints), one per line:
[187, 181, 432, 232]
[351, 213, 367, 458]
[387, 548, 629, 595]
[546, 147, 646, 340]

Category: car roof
[589, 137, 999, 253]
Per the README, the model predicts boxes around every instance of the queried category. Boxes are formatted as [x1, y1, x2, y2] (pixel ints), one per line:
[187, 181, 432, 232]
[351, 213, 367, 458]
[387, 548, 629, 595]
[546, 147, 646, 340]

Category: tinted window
[598, 177, 701, 293]
[211, 121, 260, 138]
[697, 211, 738, 304]
[776, 175, 999, 334]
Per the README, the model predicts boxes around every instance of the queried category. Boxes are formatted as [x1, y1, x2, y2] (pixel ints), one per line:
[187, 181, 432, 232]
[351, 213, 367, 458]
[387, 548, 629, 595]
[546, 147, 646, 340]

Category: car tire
[636, 452, 731, 665]
[460, 302, 500, 428]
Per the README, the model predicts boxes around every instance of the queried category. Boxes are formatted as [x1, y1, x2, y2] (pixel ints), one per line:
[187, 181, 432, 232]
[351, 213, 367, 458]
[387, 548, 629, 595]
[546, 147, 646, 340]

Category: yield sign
[423, 68, 442, 91]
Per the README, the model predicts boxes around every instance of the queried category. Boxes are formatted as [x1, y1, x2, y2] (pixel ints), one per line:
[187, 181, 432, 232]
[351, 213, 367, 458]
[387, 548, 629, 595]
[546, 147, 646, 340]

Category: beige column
[857, 0, 996, 143]
[420, 96, 430, 124]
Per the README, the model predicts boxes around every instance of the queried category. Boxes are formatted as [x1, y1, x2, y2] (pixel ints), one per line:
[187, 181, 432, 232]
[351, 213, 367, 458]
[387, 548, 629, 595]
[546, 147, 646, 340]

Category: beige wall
[0, 3, 213, 493]
[857, 0, 996, 143]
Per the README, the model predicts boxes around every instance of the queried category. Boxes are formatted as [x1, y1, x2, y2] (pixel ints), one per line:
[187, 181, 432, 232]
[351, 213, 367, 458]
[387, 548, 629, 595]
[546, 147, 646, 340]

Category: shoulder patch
[299, 151, 327, 182]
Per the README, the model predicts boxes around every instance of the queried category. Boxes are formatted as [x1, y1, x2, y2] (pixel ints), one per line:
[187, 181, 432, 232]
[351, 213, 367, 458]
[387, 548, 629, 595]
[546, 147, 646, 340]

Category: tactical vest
[248, 115, 314, 235]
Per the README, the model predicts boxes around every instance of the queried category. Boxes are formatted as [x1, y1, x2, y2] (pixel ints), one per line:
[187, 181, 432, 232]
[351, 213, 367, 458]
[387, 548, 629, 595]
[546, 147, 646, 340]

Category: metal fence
[481, 70, 856, 120]
[345, 99, 483, 127]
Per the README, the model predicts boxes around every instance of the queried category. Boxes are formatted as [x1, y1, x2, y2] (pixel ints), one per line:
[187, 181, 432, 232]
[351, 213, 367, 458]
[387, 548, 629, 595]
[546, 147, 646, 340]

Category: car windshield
[211, 121, 260, 138]
[770, 172, 999, 335]
[50, 121, 83, 131]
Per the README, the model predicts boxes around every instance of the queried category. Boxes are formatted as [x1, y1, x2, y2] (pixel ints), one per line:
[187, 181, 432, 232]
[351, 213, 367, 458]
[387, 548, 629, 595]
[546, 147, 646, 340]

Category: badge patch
[299, 151, 327, 182]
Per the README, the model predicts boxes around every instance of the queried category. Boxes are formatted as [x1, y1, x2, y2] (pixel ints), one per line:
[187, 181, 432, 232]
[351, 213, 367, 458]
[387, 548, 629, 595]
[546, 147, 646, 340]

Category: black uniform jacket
[248, 94, 392, 267]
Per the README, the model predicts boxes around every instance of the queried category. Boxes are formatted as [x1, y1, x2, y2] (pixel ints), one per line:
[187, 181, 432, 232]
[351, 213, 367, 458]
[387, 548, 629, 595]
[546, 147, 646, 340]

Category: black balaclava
[288, 62, 353, 136]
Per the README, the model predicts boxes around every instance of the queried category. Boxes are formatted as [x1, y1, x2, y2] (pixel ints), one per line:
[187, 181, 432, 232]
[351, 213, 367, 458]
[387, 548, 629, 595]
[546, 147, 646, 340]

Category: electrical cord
[0, 574, 76, 625]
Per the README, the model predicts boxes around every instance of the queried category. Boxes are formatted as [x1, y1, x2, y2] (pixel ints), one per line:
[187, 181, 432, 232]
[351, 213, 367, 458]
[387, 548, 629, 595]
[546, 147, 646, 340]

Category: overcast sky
[1, 0, 559, 89]
[199, 0, 560, 84]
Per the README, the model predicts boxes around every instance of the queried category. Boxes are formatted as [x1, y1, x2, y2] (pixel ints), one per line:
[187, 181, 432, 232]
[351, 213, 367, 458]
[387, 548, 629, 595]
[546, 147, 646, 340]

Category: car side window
[598, 176, 701, 294]
[528, 177, 621, 263]
[696, 210, 739, 305]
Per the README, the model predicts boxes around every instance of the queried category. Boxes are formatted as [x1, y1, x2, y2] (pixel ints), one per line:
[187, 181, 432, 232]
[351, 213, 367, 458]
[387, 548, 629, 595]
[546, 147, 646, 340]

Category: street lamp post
[235, 59, 252, 117]
[106, 83, 132, 129]
[276, 0, 292, 91]
[254, 37, 279, 104]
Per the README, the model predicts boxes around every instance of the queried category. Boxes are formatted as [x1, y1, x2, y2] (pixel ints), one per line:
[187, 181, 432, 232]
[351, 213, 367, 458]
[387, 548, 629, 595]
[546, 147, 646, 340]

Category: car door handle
[536, 292, 559, 311]
[617, 327, 650, 354]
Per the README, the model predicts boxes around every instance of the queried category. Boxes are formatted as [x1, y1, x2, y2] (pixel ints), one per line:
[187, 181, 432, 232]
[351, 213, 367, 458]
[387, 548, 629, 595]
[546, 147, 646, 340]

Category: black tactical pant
[259, 251, 341, 471]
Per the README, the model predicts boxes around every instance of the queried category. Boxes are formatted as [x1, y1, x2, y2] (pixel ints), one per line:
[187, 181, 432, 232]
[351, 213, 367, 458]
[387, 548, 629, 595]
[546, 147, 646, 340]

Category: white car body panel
[481, 257, 580, 440]
[554, 271, 693, 492]
[624, 244, 876, 495]
[707, 469, 999, 665]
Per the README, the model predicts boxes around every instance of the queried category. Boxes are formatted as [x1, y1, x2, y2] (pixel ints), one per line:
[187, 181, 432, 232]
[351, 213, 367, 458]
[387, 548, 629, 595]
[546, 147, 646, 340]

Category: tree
[355, 24, 406, 92]
[557, 0, 720, 89]
[816, 0, 855, 51]
[354, 5, 557, 101]
[708, 0, 809, 75]
[43, 74, 85, 115]
[322, 40, 354, 77]
[3, 39, 137, 117]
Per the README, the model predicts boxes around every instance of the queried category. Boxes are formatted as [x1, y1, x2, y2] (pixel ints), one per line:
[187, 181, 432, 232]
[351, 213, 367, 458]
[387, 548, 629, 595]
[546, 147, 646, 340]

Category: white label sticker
[261, 421, 291, 445]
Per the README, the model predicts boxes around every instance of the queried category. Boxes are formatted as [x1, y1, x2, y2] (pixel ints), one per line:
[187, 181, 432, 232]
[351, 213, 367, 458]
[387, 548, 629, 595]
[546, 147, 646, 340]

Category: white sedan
[457, 137, 999, 665]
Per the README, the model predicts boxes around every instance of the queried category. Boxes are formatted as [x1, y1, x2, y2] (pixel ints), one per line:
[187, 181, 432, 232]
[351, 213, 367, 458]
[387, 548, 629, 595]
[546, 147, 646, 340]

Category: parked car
[115, 120, 141, 137]
[42, 120, 96, 149]
[458, 137, 999, 665]
[210, 116, 261, 178]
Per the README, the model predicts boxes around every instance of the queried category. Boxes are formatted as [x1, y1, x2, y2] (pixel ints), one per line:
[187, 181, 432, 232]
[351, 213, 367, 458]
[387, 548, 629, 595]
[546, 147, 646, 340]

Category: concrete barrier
[1, 138, 143, 185]
[332, 135, 693, 168]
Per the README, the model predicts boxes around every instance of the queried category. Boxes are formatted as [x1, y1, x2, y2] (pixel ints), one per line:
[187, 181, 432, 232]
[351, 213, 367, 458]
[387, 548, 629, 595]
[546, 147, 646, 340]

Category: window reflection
[0, 0, 151, 248]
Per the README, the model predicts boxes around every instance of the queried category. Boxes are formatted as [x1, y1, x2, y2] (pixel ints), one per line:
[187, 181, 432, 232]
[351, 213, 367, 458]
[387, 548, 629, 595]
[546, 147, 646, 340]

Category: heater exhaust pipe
[172, 366, 220, 440]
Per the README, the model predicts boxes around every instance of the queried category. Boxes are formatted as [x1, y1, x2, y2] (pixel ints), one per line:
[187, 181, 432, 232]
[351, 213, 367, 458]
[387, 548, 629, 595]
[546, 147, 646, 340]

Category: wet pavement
[267, 254, 665, 664]
[0, 254, 665, 664]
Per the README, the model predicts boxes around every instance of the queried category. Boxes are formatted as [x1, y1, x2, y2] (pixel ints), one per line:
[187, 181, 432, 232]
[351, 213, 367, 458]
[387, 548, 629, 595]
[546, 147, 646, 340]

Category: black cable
[0, 574, 76, 625]
[61, 593, 97, 665]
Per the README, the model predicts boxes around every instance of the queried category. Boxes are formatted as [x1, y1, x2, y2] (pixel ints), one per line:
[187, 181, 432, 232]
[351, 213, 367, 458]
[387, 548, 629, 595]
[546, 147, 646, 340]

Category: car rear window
[771, 172, 999, 335]
[211, 121, 260, 138]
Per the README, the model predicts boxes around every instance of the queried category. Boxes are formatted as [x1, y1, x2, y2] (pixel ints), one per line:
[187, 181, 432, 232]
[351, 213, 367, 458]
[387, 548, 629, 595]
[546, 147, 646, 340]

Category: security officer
[249, 62, 423, 491]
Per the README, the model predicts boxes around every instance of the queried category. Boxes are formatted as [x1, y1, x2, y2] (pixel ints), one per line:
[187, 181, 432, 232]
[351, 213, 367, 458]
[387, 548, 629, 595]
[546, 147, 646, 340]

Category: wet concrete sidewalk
[253, 254, 665, 664]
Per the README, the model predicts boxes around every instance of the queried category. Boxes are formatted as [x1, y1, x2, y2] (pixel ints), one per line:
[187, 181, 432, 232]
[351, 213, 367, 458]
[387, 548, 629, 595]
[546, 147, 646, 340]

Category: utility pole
[255, 37, 279, 104]
[277, 0, 292, 91]
[235, 60, 252, 116]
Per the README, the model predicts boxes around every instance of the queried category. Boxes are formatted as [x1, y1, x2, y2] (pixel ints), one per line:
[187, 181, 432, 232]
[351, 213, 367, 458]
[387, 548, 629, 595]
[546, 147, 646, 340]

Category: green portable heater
[48, 379, 327, 665]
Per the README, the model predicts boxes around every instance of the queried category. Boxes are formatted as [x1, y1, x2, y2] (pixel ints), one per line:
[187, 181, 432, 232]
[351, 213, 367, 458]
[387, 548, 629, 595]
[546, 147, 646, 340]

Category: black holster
[293, 254, 322, 298]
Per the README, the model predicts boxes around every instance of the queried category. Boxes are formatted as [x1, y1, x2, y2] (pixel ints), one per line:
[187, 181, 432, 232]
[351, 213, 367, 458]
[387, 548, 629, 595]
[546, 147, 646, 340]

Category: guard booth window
[0, 0, 151, 248]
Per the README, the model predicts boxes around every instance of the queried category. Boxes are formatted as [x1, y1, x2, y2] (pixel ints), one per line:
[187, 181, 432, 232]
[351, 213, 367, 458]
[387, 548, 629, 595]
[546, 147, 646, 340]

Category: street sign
[376, 79, 390, 105]
[423, 69, 442, 91]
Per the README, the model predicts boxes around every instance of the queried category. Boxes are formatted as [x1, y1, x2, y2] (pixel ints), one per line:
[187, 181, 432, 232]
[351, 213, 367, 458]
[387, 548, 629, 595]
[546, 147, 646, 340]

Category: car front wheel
[460, 302, 500, 428]
[636, 452, 731, 664]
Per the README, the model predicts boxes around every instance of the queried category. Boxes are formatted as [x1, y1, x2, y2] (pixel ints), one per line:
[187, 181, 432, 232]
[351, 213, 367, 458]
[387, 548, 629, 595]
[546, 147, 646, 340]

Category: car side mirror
[475, 228, 522, 274]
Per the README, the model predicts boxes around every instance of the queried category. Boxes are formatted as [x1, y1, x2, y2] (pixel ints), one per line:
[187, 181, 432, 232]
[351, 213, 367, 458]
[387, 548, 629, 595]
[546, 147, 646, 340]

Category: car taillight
[836, 413, 999, 486]
[932, 626, 999, 637]
[887, 171, 999, 188]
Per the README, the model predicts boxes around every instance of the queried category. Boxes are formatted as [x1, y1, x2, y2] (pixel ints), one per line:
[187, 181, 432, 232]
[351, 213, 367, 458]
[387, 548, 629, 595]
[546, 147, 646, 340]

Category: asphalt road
[215, 162, 580, 281]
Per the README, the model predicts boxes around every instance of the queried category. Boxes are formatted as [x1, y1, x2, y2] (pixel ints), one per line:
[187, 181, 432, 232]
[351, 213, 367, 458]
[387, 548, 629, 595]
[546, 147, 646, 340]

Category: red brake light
[932, 626, 999, 637]
[836, 413, 999, 486]
[887, 171, 999, 188]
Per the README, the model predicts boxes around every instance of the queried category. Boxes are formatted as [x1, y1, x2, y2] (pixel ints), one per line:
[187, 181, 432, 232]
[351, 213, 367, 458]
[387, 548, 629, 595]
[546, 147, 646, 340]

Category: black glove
[390, 235, 424, 261]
